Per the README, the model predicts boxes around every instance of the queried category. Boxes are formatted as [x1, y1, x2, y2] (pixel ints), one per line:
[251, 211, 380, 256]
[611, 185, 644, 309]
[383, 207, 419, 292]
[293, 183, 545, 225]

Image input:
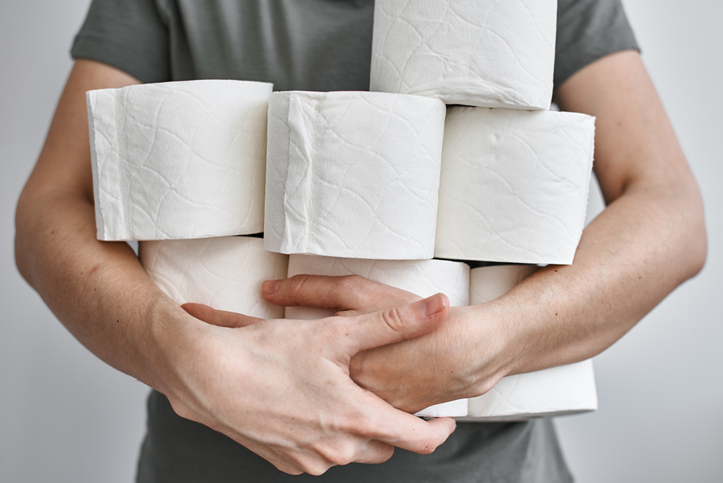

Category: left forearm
[484, 178, 706, 381]
[471, 51, 707, 388]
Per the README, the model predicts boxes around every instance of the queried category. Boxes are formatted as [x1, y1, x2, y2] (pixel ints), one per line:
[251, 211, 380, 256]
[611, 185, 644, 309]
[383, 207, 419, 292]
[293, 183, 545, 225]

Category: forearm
[15, 188, 187, 392]
[491, 178, 705, 378]
[14, 59, 190, 393]
[475, 51, 707, 382]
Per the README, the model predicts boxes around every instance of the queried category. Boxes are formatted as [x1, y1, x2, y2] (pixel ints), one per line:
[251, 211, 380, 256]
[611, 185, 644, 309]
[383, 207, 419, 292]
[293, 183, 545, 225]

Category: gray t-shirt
[72, 0, 638, 90]
[71, 1, 638, 481]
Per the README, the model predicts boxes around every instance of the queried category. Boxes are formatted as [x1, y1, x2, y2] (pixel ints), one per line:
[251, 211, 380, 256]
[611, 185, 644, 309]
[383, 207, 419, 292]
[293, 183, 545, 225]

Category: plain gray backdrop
[1, 1, 720, 481]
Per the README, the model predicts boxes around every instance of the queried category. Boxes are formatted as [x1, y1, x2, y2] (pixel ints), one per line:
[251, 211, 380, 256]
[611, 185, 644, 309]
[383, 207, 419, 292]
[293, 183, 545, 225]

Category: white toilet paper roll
[87, 80, 273, 241]
[469, 264, 538, 304]
[140, 236, 288, 319]
[465, 360, 598, 421]
[435, 107, 595, 265]
[264, 91, 446, 260]
[464, 265, 597, 421]
[370, 0, 557, 110]
[286, 254, 470, 418]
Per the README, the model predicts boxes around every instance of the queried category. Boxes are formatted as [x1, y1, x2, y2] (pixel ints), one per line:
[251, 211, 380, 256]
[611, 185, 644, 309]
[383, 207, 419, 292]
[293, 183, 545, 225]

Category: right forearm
[15, 188, 184, 391]
[13, 59, 180, 389]
[14, 59, 460, 475]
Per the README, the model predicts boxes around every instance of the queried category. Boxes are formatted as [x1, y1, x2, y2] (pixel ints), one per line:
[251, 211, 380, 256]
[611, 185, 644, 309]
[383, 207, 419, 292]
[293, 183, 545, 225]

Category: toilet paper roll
[464, 265, 597, 421]
[465, 360, 598, 421]
[470, 264, 538, 304]
[264, 91, 446, 260]
[87, 80, 273, 241]
[370, 0, 557, 110]
[286, 254, 470, 418]
[140, 236, 288, 319]
[435, 107, 595, 265]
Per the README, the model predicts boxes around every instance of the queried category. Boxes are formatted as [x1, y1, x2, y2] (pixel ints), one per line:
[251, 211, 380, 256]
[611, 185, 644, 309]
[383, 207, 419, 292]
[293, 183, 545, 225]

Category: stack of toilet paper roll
[364, 0, 597, 419]
[86, 0, 597, 422]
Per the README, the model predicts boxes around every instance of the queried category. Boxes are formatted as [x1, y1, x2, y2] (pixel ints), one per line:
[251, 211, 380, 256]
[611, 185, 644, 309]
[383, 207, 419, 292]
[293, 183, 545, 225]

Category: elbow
[14, 231, 35, 288]
[687, 209, 707, 279]
[14, 236, 28, 284]
[14, 194, 34, 287]
[14, 185, 50, 289]
[680, 184, 708, 280]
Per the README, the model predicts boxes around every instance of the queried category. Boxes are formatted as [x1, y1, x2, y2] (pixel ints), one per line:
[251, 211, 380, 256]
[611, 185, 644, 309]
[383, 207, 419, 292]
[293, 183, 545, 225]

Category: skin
[14, 58, 456, 476]
[236, 51, 708, 412]
[15, 50, 706, 473]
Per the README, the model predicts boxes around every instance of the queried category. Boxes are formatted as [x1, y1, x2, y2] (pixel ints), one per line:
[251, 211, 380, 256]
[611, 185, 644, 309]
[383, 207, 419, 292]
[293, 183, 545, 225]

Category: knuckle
[347, 408, 386, 439]
[339, 274, 364, 290]
[340, 415, 370, 437]
[274, 462, 303, 476]
[375, 445, 395, 464]
[419, 433, 438, 455]
[300, 460, 332, 476]
[324, 445, 357, 467]
[288, 274, 311, 296]
[380, 307, 406, 334]
[337, 275, 367, 305]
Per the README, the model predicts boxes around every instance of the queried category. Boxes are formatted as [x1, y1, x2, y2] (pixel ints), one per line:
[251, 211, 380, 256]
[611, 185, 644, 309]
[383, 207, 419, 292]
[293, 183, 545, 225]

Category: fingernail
[262, 280, 280, 294]
[421, 293, 447, 316]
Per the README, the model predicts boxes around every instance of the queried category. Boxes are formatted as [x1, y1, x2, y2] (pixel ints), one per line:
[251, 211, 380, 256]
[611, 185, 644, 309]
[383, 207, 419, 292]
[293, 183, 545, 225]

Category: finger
[262, 274, 419, 313]
[391, 416, 457, 455]
[181, 303, 262, 329]
[336, 293, 449, 356]
[368, 406, 457, 455]
[352, 440, 395, 465]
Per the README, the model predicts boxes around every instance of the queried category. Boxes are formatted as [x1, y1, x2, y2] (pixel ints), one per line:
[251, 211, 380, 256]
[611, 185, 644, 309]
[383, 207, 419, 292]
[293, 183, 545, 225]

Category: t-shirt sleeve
[71, 0, 170, 83]
[554, 0, 640, 89]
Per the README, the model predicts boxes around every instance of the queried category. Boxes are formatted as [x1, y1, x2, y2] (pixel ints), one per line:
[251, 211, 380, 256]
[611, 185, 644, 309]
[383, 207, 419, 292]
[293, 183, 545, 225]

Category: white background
[0, 1, 720, 481]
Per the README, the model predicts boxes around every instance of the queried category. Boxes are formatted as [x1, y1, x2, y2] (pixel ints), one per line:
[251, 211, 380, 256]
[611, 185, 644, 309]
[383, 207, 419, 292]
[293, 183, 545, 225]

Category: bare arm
[506, 50, 706, 372]
[254, 51, 707, 410]
[15, 59, 456, 475]
[14, 60, 166, 385]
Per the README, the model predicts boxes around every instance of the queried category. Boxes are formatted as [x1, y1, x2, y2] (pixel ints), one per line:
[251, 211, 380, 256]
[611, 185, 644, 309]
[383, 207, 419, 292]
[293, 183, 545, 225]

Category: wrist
[142, 292, 208, 396]
[463, 302, 528, 394]
[475, 279, 578, 379]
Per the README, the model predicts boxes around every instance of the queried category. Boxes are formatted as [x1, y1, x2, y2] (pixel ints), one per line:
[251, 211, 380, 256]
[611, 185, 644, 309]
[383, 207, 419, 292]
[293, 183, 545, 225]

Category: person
[14, 0, 706, 481]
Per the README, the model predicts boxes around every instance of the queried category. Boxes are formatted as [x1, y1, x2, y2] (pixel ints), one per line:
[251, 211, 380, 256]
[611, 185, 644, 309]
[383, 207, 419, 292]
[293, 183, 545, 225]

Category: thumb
[337, 293, 449, 356]
[182, 303, 262, 329]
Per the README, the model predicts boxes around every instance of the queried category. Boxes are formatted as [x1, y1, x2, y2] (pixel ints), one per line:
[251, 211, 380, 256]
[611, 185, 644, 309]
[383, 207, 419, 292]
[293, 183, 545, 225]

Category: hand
[261, 275, 515, 413]
[164, 294, 456, 476]
[189, 275, 515, 414]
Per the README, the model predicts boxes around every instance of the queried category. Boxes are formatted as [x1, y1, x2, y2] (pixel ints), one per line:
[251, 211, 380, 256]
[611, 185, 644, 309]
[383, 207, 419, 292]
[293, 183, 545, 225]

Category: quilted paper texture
[265, 91, 446, 259]
[435, 107, 595, 265]
[140, 237, 288, 319]
[285, 254, 470, 418]
[370, 0, 557, 109]
[87, 80, 273, 241]
[466, 361, 598, 421]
